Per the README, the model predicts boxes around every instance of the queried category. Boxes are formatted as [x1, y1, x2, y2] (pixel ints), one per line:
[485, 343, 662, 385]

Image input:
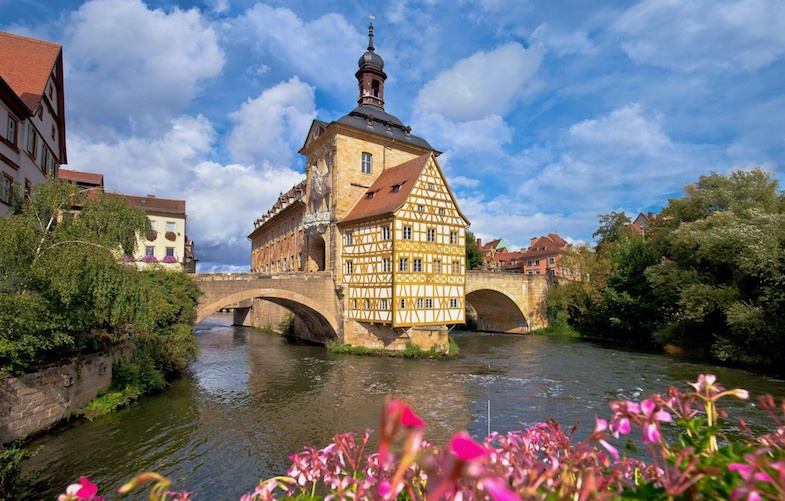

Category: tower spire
[356, 16, 387, 108]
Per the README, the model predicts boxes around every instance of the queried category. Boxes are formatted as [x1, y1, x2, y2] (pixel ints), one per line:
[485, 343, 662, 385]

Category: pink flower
[450, 431, 488, 461]
[640, 399, 671, 444]
[483, 476, 520, 501]
[58, 477, 104, 501]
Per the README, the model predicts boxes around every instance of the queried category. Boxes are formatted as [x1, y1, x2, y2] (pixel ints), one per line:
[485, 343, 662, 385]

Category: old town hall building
[248, 24, 469, 348]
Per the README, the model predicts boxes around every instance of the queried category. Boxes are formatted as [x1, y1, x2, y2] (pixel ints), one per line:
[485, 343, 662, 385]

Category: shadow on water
[22, 315, 785, 499]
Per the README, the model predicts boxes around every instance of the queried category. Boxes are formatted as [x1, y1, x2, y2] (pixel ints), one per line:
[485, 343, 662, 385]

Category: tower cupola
[355, 22, 387, 108]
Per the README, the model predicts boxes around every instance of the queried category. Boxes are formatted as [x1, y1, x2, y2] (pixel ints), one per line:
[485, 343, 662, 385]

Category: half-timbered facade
[248, 24, 470, 348]
[0, 31, 67, 215]
[339, 153, 468, 327]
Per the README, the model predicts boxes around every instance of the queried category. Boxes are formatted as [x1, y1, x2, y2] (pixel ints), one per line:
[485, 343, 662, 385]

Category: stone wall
[0, 350, 127, 445]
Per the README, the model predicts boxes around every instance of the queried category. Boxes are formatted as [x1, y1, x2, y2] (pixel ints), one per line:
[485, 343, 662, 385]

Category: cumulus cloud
[64, 0, 224, 124]
[514, 104, 721, 214]
[233, 4, 362, 89]
[415, 42, 545, 121]
[411, 111, 514, 153]
[614, 0, 785, 72]
[226, 77, 316, 166]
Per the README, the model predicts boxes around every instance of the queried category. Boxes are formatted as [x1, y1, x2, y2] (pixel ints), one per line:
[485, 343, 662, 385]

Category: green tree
[647, 169, 785, 369]
[592, 211, 633, 246]
[0, 180, 199, 374]
[465, 231, 483, 270]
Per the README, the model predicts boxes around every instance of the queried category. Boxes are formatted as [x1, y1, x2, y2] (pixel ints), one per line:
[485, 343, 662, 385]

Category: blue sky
[3, 0, 784, 270]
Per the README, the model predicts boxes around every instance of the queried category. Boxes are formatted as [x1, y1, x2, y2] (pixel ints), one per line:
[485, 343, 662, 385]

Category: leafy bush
[0, 444, 37, 500]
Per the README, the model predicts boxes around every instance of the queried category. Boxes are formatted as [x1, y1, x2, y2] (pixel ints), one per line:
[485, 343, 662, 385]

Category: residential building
[0, 31, 67, 214]
[125, 194, 194, 271]
[477, 237, 510, 270]
[629, 211, 662, 238]
[248, 181, 306, 273]
[59, 169, 197, 272]
[250, 23, 470, 330]
[520, 233, 576, 278]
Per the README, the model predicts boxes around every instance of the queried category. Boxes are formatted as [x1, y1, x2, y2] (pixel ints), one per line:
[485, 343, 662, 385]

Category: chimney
[477, 238, 482, 248]
[530, 237, 537, 248]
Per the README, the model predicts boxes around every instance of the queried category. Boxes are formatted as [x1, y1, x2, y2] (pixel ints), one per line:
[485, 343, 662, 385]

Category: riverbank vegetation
[0, 180, 201, 405]
[548, 168, 785, 374]
[58, 374, 785, 500]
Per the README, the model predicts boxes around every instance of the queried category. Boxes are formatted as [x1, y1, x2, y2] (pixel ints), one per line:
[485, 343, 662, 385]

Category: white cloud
[450, 176, 481, 189]
[615, 0, 785, 72]
[569, 103, 670, 154]
[234, 5, 361, 89]
[530, 23, 597, 56]
[412, 111, 514, 153]
[226, 77, 316, 166]
[415, 42, 545, 121]
[64, 0, 224, 124]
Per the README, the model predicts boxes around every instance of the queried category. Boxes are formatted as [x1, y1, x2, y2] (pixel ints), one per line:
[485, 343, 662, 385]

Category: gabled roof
[340, 154, 430, 224]
[0, 31, 61, 113]
[59, 169, 104, 188]
[340, 153, 470, 226]
[124, 195, 186, 215]
[523, 233, 569, 258]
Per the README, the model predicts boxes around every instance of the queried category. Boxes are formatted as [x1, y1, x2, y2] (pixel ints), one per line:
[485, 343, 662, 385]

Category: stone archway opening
[465, 289, 529, 334]
[308, 236, 326, 271]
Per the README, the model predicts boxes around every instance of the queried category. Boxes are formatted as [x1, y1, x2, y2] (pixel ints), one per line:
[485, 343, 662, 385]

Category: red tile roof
[340, 153, 431, 224]
[124, 194, 185, 215]
[0, 31, 61, 113]
[59, 169, 104, 187]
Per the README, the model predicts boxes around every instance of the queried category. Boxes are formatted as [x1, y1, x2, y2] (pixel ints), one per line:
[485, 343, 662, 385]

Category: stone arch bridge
[195, 271, 550, 345]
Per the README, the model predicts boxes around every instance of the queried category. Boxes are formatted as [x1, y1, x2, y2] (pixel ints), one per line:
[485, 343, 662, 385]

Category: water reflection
[23, 314, 785, 500]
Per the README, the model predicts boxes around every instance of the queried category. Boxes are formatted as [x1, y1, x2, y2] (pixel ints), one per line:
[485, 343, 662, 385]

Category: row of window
[145, 246, 177, 257]
[346, 258, 461, 274]
[4, 115, 57, 176]
[527, 269, 557, 275]
[259, 214, 304, 247]
[351, 297, 460, 310]
[525, 257, 556, 267]
[256, 253, 303, 273]
[150, 220, 178, 232]
[345, 227, 458, 245]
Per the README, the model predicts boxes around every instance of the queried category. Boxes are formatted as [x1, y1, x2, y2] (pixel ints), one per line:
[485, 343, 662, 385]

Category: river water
[23, 313, 785, 499]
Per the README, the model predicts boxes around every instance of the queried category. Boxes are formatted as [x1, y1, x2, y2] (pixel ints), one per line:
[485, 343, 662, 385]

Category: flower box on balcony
[141, 254, 158, 263]
[165, 231, 176, 241]
[162, 255, 177, 263]
[145, 230, 158, 241]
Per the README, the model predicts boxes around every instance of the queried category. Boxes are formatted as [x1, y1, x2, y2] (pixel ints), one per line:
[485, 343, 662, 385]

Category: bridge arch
[465, 285, 529, 334]
[197, 288, 340, 341]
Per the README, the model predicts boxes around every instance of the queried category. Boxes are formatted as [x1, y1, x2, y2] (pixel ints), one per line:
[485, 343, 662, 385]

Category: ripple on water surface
[22, 316, 785, 499]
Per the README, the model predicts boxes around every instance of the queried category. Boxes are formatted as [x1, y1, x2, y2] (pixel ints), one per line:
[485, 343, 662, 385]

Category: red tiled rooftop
[124, 194, 185, 215]
[340, 153, 431, 224]
[0, 31, 61, 113]
[59, 169, 104, 186]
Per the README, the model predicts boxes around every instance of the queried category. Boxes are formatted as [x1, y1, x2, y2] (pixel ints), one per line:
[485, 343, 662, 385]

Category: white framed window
[450, 298, 458, 308]
[165, 247, 174, 257]
[535, 259, 540, 266]
[433, 260, 441, 273]
[427, 228, 435, 242]
[1, 174, 12, 204]
[403, 226, 412, 240]
[381, 299, 388, 310]
[149, 220, 156, 231]
[346, 260, 353, 274]
[399, 258, 409, 272]
[361, 152, 372, 173]
[535, 270, 541, 275]
[26, 123, 37, 159]
[353, 299, 358, 309]
[427, 183, 435, 191]
[166, 221, 176, 232]
[549, 257, 555, 264]
[400, 298, 406, 309]
[452, 261, 460, 274]
[345, 231, 353, 245]
[413, 258, 422, 272]
[450, 231, 457, 244]
[426, 299, 433, 309]
[417, 298, 424, 308]
[527, 260, 532, 266]
[382, 258, 391, 272]
[364, 299, 370, 310]
[6, 115, 17, 145]
[145, 246, 154, 256]
[382, 226, 390, 240]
